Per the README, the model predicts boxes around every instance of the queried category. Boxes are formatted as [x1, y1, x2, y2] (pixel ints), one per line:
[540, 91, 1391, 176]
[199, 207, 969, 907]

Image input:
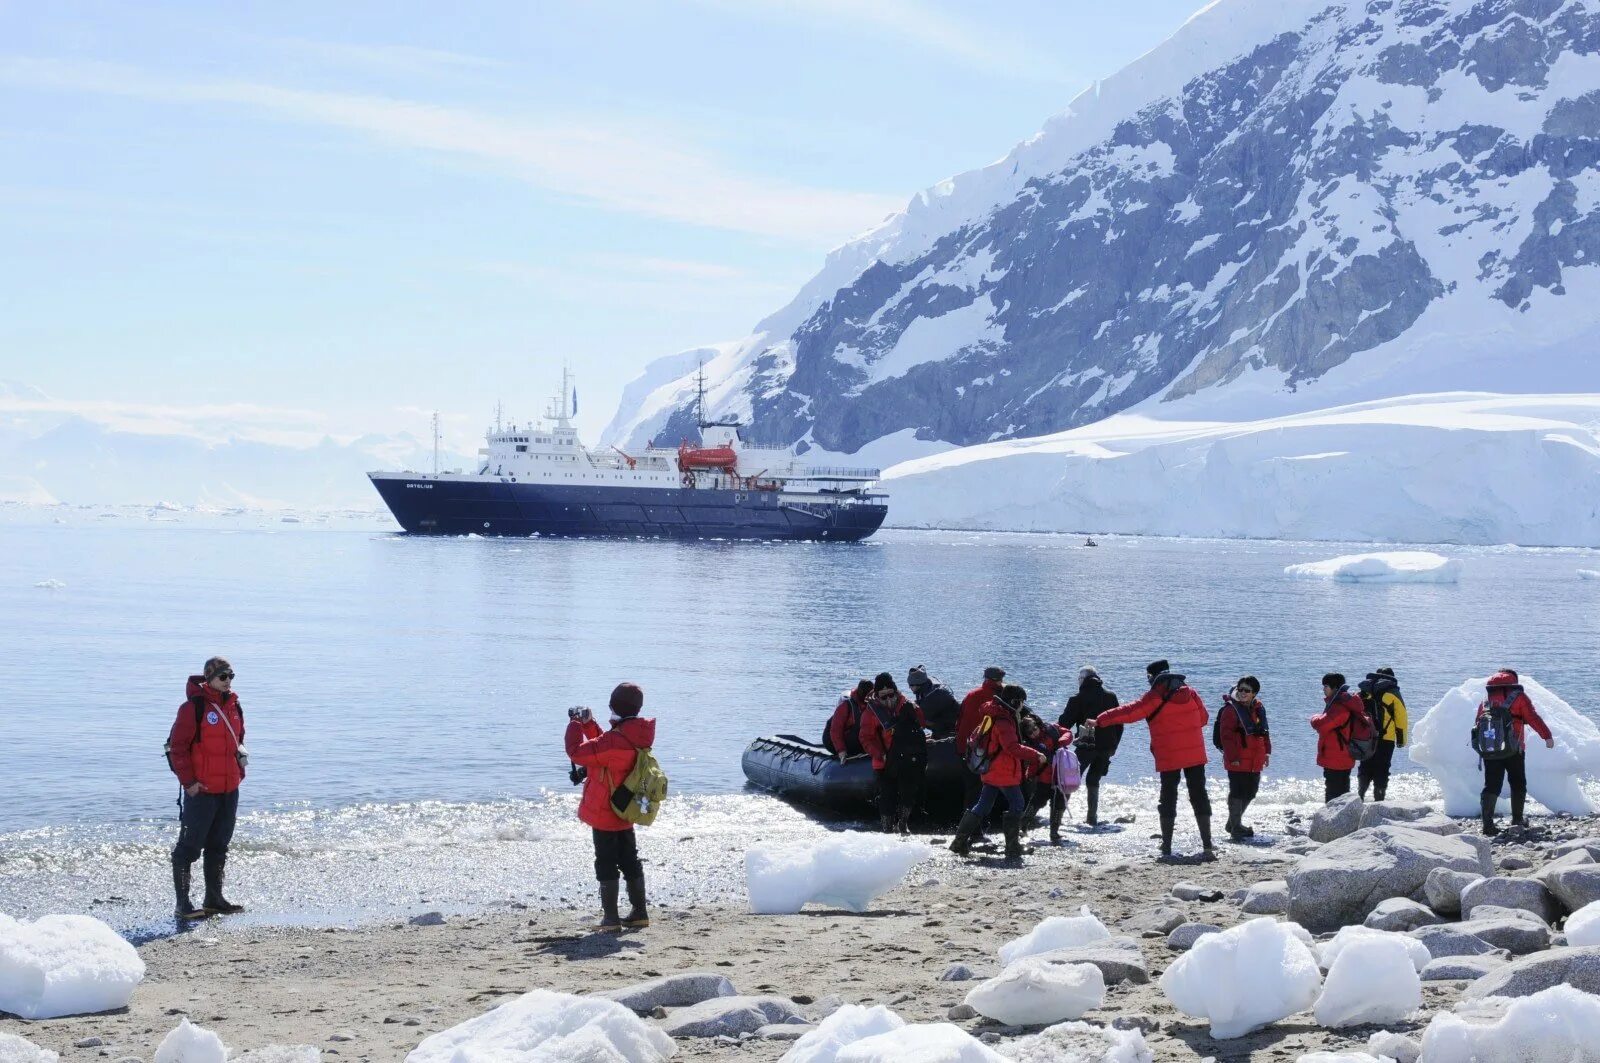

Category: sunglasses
[214, 671, 235, 681]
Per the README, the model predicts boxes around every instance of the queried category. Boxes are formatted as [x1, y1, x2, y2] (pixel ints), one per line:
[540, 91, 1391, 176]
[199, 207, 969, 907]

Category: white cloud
[0, 56, 904, 246]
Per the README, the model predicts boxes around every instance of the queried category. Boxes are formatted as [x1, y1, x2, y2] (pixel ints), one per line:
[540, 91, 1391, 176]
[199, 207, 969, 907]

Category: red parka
[566, 715, 656, 832]
[1024, 722, 1067, 786]
[957, 679, 1004, 756]
[1311, 688, 1364, 771]
[826, 692, 868, 757]
[1217, 695, 1271, 774]
[973, 702, 1046, 787]
[1096, 677, 1208, 773]
[859, 695, 928, 770]
[1478, 673, 1553, 749]
[167, 676, 246, 794]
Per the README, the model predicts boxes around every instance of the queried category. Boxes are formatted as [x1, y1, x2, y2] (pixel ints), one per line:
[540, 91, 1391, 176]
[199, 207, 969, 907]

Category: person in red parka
[859, 673, 929, 834]
[1093, 660, 1214, 861]
[956, 666, 1007, 820]
[165, 656, 247, 922]
[1216, 675, 1270, 841]
[566, 682, 656, 931]
[1019, 709, 1070, 845]
[1310, 673, 1363, 802]
[950, 684, 1045, 861]
[1478, 669, 1555, 836]
[823, 680, 873, 762]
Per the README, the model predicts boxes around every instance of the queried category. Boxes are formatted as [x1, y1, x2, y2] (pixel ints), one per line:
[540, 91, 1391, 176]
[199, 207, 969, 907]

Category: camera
[568, 765, 588, 786]
[567, 706, 592, 722]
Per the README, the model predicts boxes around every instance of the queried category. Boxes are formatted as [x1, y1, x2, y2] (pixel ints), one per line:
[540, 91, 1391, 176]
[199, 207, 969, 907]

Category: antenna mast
[431, 411, 440, 475]
[695, 359, 707, 429]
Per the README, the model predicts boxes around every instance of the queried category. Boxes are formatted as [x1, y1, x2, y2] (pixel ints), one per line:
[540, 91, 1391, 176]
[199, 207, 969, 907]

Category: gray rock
[661, 995, 808, 1038]
[947, 1003, 978, 1020]
[1365, 1030, 1422, 1063]
[382, 1014, 422, 1026]
[1033, 937, 1150, 985]
[1545, 838, 1600, 862]
[1424, 867, 1485, 916]
[1363, 897, 1444, 932]
[1532, 848, 1596, 884]
[596, 972, 738, 1014]
[1422, 954, 1510, 981]
[1453, 913, 1553, 955]
[756, 1023, 812, 1041]
[408, 911, 445, 927]
[1408, 924, 1505, 959]
[1288, 826, 1493, 930]
[810, 994, 845, 1020]
[1357, 802, 1459, 836]
[1121, 905, 1187, 937]
[1310, 794, 1365, 843]
[938, 963, 977, 982]
[1464, 946, 1600, 1000]
[328, 1031, 357, 1042]
[1459, 876, 1560, 924]
[73, 1038, 107, 1048]
[1240, 879, 1289, 915]
[1542, 867, 1600, 914]
[1170, 881, 1224, 902]
[1166, 922, 1221, 951]
[1497, 855, 1533, 871]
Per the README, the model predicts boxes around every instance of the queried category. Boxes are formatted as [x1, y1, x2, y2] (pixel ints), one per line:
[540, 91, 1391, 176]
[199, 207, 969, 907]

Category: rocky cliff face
[608, 0, 1600, 455]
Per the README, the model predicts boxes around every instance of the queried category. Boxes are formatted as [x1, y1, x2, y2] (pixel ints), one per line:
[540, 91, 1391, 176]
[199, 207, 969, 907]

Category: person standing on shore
[859, 673, 929, 834]
[165, 656, 247, 922]
[1019, 709, 1069, 844]
[1356, 667, 1408, 802]
[956, 666, 1007, 825]
[1059, 666, 1121, 828]
[907, 666, 960, 739]
[1215, 676, 1270, 841]
[823, 680, 873, 762]
[949, 684, 1044, 860]
[1311, 673, 1366, 802]
[565, 682, 655, 931]
[1475, 669, 1555, 836]
[1092, 660, 1214, 862]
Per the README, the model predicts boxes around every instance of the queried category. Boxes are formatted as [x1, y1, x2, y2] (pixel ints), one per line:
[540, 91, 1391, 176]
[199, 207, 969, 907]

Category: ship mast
[431, 411, 440, 475]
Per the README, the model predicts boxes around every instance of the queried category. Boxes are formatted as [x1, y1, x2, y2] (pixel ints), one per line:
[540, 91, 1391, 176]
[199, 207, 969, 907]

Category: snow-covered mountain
[607, 0, 1600, 468]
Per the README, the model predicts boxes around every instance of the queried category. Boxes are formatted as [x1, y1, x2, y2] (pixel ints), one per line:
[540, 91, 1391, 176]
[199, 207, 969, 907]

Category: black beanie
[1146, 659, 1169, 678]
[609, 682, 644, 717]
[983, 665, 1006, 682]
[874, 671, 897, 693]
[1322, 672, 1346, 690]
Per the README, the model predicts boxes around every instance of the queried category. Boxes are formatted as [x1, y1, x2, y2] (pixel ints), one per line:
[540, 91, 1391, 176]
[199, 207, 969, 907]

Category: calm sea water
[3, 516, 1598, 929]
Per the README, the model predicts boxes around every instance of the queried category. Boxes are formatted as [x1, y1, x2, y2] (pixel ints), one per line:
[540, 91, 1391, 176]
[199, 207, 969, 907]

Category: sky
[1, 0, 1209, 448]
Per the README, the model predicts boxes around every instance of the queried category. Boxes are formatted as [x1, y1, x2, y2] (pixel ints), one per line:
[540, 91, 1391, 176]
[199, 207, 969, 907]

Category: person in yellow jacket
[1357, 667, 1408, 801]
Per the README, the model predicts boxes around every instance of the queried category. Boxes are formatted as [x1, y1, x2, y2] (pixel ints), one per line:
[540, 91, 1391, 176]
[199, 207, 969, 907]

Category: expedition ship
[368, 372, 888, 541]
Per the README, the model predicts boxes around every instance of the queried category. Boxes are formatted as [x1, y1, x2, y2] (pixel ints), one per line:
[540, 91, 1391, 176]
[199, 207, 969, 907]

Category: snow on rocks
[1315, 927, 1430, 974]
[1362, 898, 1443, 932]
[1423, 984, 1600, 1060]
[1458, 876, 1559, 924]
[1313, 934, 1422, 1028]
[1240, 879, 1289, 915]
[963, 957, 1106, 1026]
[780, 1004, 903, 1063]
[404, 989, 676, 1062]
[0, 1033, 58, 1063]
[596, 972, 737, 1014]
[154, 1019, 227, 1063]
[745, 834, 934, 914]
[1566, 900, 1600, 947]
[998, 907, 1110, 965]
[830, 1023, 1008, 1062]
[0, 913, 145, 1020]
[1159, 917, 1322, 1039]
[1287, 826, 1491, 931]
[1461, 945, 1600, 1001]
[1283, 551, 1461, 583]
[1409, 675, 1600, 816]
[1004, 1020, 1153, 1062]
[660, 995, 807, 1038]
[1422, 867, 1483, 916]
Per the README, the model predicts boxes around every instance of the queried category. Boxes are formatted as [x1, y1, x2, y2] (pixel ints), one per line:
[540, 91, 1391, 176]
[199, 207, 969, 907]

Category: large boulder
[1531, 848, 1595, 885]
[1033, 937, 1150, 985]
[1453, 912, 1552, 955]
[1121, 906, 1187, 937]
[1546, 838, 1600, 862]
[1408, 924, 1505, 960]
[1364, 898, 1444, 932]
[595, 972, 737, 1014]
[1310, 795, 1365, 843]
[1288, 826, 1493, 930]
[660, 995, 808, 1037]
[1459, 876, 1560, 924]
[1423, 867, 1484, 916]
[1167, 923, 1221, 951]
[1357, 802, 1460, 836]
[1541, 867, 1600, 914]
[1421, 954, 1509, 981]
[1240, 880, 1288, 915]
[1462, 946, 1600, 1000]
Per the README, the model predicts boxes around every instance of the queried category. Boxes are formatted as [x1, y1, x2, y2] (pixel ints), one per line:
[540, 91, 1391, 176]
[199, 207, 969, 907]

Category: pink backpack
[1051, 745, 1082, 795]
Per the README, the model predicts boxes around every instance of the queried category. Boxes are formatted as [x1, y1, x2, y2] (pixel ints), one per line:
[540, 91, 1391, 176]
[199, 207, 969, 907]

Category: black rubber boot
[1481, 794, 1500, 837]
[1002, 813, 1024, 861]
[201, 852, 245, 915]
[1158, 810, 1176, 859]
[1357, 778, 1370, 801]
[1511, 792, 1526, 828]
[1373, 781, 1387, 802]
[1197, 815, 1217, 861]
[1085, 786, 1100, 828]
[1224, 799, 1243, 841]
[879, 813, 895, 834]
[949, 812, 982, 856]
[895, 808, 912, 835]
[173, 862, 208, 922]
[597, 880, 623, 931]
[1237, 798, 1255, 837]
[623, 875, 649, 928]
[1048, 802, 1063, 845]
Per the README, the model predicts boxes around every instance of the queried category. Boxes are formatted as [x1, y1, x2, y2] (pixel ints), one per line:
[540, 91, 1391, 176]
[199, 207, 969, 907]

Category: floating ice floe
[0, 1032, 59, 1062]
[0, 913, 144, 1020]
[1420, 984, 1600, 1061]
[745, 834, 934, 915]
[1284, 551, 1461, 584]
[1409, 675, 1600, 816]
[1579, 569, 1600, 580]
[1314, 926, 1430, 974]
[1004, 1020, 1152, 1062]
[154, 1018, 227, 1063]
[998, 907, 1111, 965]
[1565, 900, 1600, 947]
[832, 1023, 1008, 1062]
[1160, 918, 1322, 1039]
[404, 990, 675, 1062]
[1314, 934, 1421, 1028]
[964, 957, 1106, 1026]
[32, 580, 65, 590]
[780, 1005, 904, 1063]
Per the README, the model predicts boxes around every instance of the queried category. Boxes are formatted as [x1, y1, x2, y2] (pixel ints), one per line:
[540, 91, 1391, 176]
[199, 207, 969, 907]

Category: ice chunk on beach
[1004, 1020, 1152, 1062]
[404, 989, 676, 1062]
[998, 906, 1112, 965]
[833, 1024, 1009, 1062]
[1294, 1054, 1390, 1063]
[1159, 918, 1322, 1039]
[1420, 984, 1600, 1061]
[780, 1005, 904, 1063]
[0, 1032, 60, 1063]
[1409, 675, 1600, 816]
[745, 834, 934, 915]
[154, 1019, 228, 1063]
[0, 913, 144, 1020]
[1314, 926, 1429, 974]
[1314, 934, 1421, 1028]
[964, 957, 1106, 1026]
[1284, 551, 1460, 584]
[1566, 900, 1600, 947]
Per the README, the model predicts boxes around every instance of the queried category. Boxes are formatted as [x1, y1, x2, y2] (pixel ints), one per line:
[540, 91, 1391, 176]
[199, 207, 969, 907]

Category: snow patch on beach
[745, 834, 934, 915]
[1284, 552, 1460, 584]
[404, 990, 675, 1062]
[1160, 918, 1322, 1039]
[0, 913, 144, 1020]
[1409, 676, 1600, 817]
[1420, 985, 1600, 1062]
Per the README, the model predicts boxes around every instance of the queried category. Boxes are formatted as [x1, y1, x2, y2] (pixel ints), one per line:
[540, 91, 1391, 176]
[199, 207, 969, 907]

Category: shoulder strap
[189, 695, 206, 748]
[1146, 687, 1176, 723]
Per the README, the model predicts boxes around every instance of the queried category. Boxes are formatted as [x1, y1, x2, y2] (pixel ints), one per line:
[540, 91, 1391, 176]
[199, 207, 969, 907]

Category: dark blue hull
[369, 475, 888, 541]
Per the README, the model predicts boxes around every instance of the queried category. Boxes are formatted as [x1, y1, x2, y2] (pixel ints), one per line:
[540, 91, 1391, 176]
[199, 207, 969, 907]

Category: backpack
[965, 715, 997, 774]
[607, 739, 670, 826]
[1051, 745, 1082, 795]
[1471, 695, 1523, 761]
[1359, 678, 1396, 737]
[1337, 696, 1379, 762]
[888, 702, 928, 766]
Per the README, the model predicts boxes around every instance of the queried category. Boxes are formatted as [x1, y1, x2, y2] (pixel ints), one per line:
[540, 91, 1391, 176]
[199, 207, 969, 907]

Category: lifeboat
[740, 734, 967, 821]
[677, 442, 738, 476]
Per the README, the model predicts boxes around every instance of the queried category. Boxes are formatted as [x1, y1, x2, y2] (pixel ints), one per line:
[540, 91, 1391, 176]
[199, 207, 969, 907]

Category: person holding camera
[565, 682, 655, 931]
[165, 656, 248, 922]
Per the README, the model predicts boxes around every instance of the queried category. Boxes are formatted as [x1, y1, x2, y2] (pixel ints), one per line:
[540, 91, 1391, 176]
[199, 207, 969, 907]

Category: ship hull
[369, 474, 888, 541]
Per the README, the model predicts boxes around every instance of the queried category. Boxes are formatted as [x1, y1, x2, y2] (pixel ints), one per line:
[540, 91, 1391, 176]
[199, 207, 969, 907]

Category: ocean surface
[3, 513, 1598, 931]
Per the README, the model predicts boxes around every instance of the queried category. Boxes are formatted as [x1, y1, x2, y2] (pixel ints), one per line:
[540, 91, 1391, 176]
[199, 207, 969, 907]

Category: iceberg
[1313, 935, 1422, 1028]
[404, 989, 675, 1063]
[963, 957, 1106, 1026]
[1284, 551, 1460, 584]
[1420, 985, 1600, 1061]
[1408, 675, 1600, 816]
[0, 913, 145, 1020]
[998, 907, 1111, 965]
[745, 834, 934, 915]
[1159, 918, 1322, 1039]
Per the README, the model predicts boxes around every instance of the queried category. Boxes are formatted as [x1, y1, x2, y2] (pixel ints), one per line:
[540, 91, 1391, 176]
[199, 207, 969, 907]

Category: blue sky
[2, 0, 1206, 446]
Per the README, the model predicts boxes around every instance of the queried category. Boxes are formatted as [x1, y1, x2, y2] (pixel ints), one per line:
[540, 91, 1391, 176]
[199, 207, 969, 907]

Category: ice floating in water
[781, 1005, 904, 1063]
[1004, 1021, 1152, 1062]
[1420, 984, 1600, 1061]
[1579, 569, 1600, 580]
[1565, 900, 1600, 947]
[1314, 926, 1429, 974]
[0, 1032, 60, 1062]
[0, 913, 145, 1019]
[832, 1023, 1008, 1062]
[1284, 551, 1461, 584]
[154, 1018, 228, 1063]
[964, 957, 1106, 1026]
[1160, 918, 1322, 1039]
[1314, 934, 1421, 1028]
[404, 989, 675, 1062]
[1409, 675, 1600, 816]
[745, 833, 934, 915]
[998, 906, 1111, 965]
[32, 580, 65, 590]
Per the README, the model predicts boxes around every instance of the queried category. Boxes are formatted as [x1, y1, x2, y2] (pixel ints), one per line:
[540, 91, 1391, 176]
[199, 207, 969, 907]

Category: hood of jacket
[612, 715, 657, 746]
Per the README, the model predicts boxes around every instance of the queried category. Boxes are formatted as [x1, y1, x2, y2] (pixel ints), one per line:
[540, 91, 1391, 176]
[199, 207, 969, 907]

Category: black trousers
[1082, 751, 1113, 788]
[592, 827, 642, 883]
[1158, 765, 1210, 818]
[1358, 740, 1396, 799]
[172, 789, 238, 867]
[1324, 768, 1352, 802]
[1227, 770, 1261, 803]
[876, 759, 926, 818]
[1482, 753, 1528, 800]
